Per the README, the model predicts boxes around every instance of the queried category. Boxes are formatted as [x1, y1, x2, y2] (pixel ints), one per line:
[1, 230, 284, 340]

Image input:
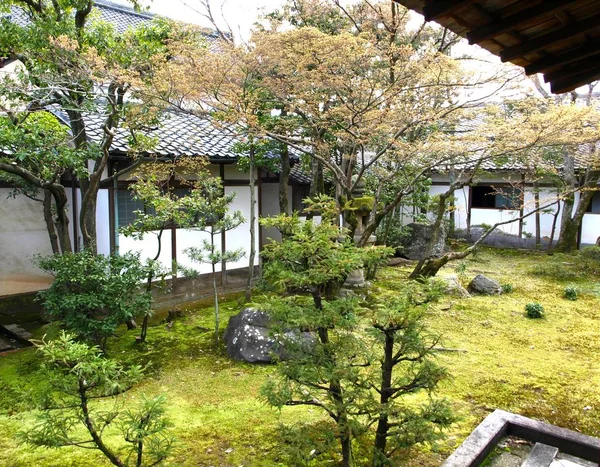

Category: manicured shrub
[525, 302, 544, 319]
[564, 286, 579, 301]
[37, 251, 153, 350]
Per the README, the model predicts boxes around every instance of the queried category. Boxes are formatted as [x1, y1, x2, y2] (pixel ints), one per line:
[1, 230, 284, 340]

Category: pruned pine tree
[120, 157, 213, 342]
[260, 196, 392, 467]
[183, 178, 245, 344]
[21, 332, 174, 467]
[367, 284, 455, 465]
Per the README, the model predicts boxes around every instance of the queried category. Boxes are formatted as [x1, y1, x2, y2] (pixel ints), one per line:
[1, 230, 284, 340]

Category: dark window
[472, 185, 521, 210]
[586, 191, 600, 214]
[293, 184, 311, 213]
[117, 188, 155, 228]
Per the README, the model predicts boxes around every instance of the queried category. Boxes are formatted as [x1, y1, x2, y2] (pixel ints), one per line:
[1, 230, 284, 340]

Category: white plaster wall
[453, 186, 470, 230]
[223, 164, 253, 181]
[581, 214, 600, 245]
[96, 189, 111, 255]
[225, 185, 259, 269]
[260, 182, 293, 244]
[175, 229, 217, 275]
[0, 189, 53, 277]
[521, 188, 561, 239]
[470, 208, 521, 235]
[119, 230, 173, 268]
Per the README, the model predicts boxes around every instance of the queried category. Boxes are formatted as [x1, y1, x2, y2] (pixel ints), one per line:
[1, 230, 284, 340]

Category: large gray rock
[468, 274, 501, 295]
[224, 307, 315, 363]
[399, 222, 446, 261]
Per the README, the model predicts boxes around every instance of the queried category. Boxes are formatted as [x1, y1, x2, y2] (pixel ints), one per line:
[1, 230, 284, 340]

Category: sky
[107, 0, 550, 96]
[113, 0, 287, 40]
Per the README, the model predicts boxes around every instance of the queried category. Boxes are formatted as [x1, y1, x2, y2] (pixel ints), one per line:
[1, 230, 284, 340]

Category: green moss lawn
[1, 247, 599, 466]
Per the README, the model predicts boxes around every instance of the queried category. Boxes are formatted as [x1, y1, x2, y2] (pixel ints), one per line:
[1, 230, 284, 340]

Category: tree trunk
[279, 143, 290, 214]
[555, 173, 599, 252]
[79, 175, 100, 253]
[373, 330, 394, 466]
[139, 230, 163, 343]
[51, 186, 73, 254]
[211, 231, 220, 345]
[533, 181, 541, 248]
[78, 380, 124, 467]
[548, 198, 561, 250]
[43, 190, 61, 255]
[245, 146, 256, 303]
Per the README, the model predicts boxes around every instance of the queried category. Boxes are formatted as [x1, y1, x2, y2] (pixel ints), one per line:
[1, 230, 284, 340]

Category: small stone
[224, 448, 233, 454]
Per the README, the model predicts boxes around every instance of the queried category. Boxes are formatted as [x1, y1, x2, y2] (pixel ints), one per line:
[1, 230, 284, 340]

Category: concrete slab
[522, 443, 558, 467]
[552, 452, 598, 467]
[0, 274, 53, 296]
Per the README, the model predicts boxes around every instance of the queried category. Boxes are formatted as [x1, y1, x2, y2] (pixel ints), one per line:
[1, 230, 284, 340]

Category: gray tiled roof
[83, 110, 243, 161]
[6, 1, 219, 41]
[93, 1, 156, 34]
[7, 1, 154, 33]
[75, 109, 303, 169]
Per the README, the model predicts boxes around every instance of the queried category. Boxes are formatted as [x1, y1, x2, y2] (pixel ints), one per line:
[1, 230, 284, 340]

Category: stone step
[521, 443, 559, 467]
[3, 324, 32, 340]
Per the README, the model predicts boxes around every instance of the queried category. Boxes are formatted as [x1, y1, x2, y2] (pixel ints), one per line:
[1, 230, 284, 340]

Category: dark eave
[393, 0, 600, 94]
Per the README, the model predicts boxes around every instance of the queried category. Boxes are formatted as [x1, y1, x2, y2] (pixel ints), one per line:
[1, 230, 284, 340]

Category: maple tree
[0, 0, 172, 252]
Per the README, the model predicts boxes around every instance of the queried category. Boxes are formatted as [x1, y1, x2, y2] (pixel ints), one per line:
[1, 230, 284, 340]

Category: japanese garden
[0, 1, 599, 466]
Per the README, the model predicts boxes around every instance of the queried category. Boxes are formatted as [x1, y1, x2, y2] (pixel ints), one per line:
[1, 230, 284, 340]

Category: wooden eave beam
[551, 69, 600, 94]
[525, 41, 600, 75]
[467, 0, 579, 44]
[544, 57, 599, 84]
[500, 12, 600, 62]
[423, 0, 478, 21]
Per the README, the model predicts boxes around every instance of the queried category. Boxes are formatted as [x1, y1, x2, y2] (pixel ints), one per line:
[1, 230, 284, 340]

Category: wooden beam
[500, 12, 600, 62]
[543, 57, 599, 83]
[525, 41, 600, 75]
[423, 0, 477, 21]
[468, 0, 579, 44]
[551, 69, 600, 94]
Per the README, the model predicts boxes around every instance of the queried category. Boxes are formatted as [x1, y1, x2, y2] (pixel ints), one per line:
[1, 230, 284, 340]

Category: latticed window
[117, 189, 155, 228]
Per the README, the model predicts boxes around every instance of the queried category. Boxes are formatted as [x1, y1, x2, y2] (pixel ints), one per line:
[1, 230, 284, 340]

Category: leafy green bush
[525, 302, 544, 319]
[37, 251, 153, 350]
[501, 283, 514, 294]
[564, 286, 579, 301]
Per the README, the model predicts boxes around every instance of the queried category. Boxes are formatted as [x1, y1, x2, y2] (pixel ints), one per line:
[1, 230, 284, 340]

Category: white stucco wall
[260, 182, 293, 244]
[174, 229, 216, 275]
[0, 189, 53, 277]
[96, 189, 111, 255]
[223, 164, 255, 181]
[581, 214, 600, 245]
[119, 229, 174, 269]
[521, 188, 562, 239]
[116, 184, 259, 275]
[225, 185, 259, 270]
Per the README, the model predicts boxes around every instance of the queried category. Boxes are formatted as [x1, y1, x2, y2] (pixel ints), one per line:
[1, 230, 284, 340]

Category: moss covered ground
[0, 247, 599, 466]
